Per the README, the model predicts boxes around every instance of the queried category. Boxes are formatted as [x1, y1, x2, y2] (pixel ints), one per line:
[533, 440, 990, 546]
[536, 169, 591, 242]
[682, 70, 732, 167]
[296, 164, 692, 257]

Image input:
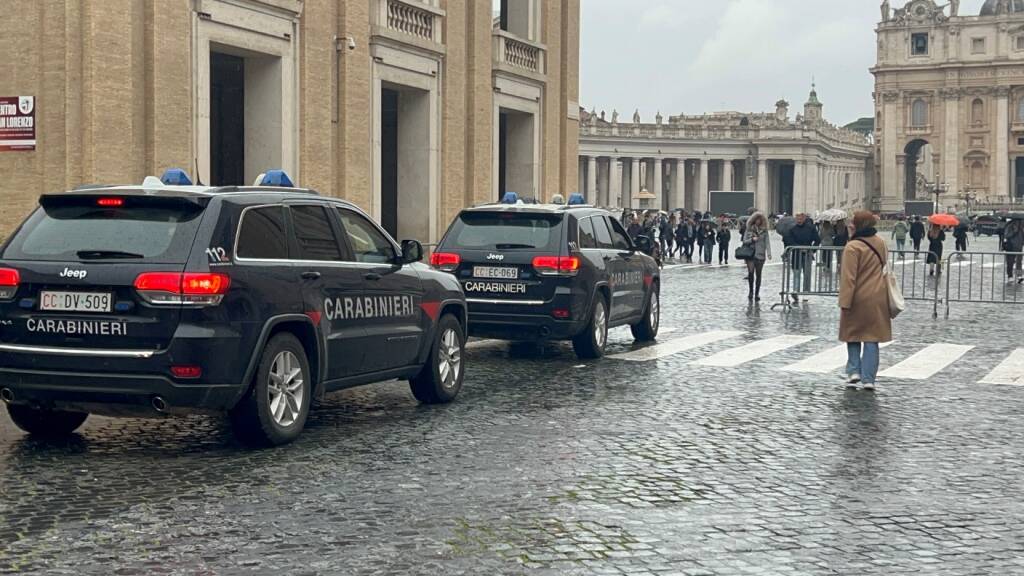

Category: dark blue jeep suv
[0, 171, 467, 445]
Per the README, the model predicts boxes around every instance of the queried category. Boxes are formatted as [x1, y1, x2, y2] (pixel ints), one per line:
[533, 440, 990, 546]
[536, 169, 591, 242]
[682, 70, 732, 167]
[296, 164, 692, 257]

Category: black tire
[630, 285, 660, 342]
[410, 314, 465, 404]
[230, 333, 312, 447]
[6, 404, 88, 437]
[572, 295, 608, 359]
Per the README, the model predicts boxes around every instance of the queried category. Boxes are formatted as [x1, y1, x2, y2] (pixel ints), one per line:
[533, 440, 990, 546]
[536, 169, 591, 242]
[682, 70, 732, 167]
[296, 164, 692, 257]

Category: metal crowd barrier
[773, 246, 940, 318]
[942, 250, 1024, 318]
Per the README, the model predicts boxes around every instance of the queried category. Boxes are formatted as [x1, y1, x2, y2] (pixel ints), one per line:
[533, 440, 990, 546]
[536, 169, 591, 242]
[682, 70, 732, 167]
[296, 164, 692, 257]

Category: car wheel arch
[236, 315, 324, 408]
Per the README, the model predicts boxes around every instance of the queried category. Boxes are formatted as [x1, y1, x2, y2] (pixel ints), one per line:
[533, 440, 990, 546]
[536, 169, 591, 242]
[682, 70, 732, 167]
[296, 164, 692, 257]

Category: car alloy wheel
[594, 301, 607, 349]
[268, 350, 305, 427]
[649, 291, 660, 333]
[438, 327, 462, 390]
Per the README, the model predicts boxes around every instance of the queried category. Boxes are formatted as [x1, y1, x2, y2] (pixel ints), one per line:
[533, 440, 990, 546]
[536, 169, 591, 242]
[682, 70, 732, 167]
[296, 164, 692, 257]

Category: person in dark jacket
[909, 216, 926, 254]
[786, 213, 821, 302]
[717, 225, 732, 265]
[627, 216, 642, 240]
[699, 221, 715, 264]
[927, 224, 946, 276]
[659, 216, 674, 259]
[676, 218, 695, 263]
[953, 224, 969, 254]
[1001, 218, 1024, 283]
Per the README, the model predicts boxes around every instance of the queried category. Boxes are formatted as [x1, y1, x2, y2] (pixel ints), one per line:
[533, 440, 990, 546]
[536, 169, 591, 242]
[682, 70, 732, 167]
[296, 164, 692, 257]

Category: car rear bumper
[0, 367, 243, 417]
[467, 311, 584, 341]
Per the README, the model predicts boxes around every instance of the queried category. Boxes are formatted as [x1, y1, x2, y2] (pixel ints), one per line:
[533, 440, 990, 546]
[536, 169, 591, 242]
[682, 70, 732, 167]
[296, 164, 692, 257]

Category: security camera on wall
[346, 37, 356, 51]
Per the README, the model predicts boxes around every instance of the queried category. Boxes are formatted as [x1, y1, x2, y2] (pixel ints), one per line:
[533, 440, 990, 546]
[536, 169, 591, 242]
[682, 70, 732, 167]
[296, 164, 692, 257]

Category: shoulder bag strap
[854, 237, 886, 269]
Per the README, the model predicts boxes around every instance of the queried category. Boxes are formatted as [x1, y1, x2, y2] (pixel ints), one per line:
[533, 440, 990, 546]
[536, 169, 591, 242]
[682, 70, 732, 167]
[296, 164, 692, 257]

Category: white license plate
[473, 266, 519, 279]
[39, 291, 112, 313]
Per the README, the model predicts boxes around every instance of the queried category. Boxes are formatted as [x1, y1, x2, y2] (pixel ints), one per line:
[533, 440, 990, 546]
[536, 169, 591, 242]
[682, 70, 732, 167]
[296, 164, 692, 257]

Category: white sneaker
[847, 373, 862, 384]
[862, 382, 876, 391]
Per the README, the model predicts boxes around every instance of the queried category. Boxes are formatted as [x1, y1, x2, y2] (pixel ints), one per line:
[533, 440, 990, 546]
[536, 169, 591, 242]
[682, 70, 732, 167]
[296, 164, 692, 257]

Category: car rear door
[0, 193, 208, 356]
[286, 203, 367, 379]
[602, 216, 645, 320]
[334, 207, 425, 373]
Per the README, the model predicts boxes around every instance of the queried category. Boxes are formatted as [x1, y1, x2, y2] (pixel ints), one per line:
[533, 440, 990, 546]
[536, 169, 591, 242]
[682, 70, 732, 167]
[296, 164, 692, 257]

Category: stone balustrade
[493, 30, 545, 75]
[579, 118, 870, 150]
[378, 0, 442, 43]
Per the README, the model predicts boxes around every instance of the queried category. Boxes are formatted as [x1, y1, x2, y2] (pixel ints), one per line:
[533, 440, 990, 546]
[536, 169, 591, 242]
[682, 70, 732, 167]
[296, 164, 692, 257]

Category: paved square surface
[2, 236, 1024, 575]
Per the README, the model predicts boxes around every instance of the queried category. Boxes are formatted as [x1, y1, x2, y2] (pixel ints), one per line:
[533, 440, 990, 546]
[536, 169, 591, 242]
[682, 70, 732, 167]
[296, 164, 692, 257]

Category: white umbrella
[819, 209, 848, 223]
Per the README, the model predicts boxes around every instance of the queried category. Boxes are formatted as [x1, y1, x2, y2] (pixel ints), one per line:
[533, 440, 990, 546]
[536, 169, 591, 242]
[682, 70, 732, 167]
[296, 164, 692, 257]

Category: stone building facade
[874, 0, 1024, 212]
[0, 0, 580, 242]
[578, 89, 872, 215]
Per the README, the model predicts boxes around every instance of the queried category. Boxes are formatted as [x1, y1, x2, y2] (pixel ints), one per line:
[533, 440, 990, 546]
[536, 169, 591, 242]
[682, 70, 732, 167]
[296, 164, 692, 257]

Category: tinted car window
[237, 206, 288, 260]
[577, 216, 598, 249]
[607, 217, 632, 251]
[3, 196, 203, 263]
[336, 209, 395, 264]
[290, 205, 342, 261]
[592, 216, 614, 249]
[446, 212, 562, 252]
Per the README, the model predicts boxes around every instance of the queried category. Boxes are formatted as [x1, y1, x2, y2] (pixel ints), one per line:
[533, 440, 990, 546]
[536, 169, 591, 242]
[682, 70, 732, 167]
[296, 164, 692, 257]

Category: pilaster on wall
[338, 0, 373, 210]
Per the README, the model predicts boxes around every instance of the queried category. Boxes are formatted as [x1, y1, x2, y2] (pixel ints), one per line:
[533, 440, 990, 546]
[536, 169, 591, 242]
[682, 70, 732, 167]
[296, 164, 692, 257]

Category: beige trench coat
[838, 235, 893, 343]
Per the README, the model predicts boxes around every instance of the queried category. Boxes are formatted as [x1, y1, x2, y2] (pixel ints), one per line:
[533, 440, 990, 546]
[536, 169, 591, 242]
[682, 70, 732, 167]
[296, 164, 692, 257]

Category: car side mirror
[634, 235, 652, 253]
[399, 239, 423, 264]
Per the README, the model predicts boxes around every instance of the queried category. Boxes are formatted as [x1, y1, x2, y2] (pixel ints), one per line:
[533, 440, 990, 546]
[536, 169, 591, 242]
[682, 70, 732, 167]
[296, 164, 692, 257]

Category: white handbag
[857, 239, 905, 319]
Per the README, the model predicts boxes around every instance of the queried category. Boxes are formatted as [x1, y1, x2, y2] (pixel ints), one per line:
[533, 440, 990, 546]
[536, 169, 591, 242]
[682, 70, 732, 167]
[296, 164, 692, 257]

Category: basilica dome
[981, 0, 1024, 15]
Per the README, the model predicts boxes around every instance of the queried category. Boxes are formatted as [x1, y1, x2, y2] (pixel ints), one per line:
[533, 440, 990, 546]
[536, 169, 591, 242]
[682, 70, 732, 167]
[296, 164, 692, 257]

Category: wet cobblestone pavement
[3, 236, 1024, 575]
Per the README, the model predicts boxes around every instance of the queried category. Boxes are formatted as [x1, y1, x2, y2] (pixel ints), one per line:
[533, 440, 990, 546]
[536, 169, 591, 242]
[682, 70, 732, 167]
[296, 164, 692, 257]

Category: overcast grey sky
[579, 0, 987, 126]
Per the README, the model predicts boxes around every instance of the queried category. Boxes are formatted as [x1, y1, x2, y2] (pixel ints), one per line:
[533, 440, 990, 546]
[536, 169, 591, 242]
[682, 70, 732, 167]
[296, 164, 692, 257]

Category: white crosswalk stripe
[609, 330, 744, 362]
[691, 335, 817, 368]
[980, 349, 1024, 386]
[781, 342, 893, 374]
[877, 343, 974, 380]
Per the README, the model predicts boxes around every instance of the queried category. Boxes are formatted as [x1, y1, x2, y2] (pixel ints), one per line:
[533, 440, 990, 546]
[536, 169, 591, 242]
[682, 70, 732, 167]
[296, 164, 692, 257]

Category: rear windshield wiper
[77, 250, 145, 260]
[494, 243, 537, 250]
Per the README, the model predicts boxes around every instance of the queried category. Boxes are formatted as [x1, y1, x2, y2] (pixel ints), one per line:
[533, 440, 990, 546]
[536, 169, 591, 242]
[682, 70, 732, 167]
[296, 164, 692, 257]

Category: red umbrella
[929, 213, 960, 227]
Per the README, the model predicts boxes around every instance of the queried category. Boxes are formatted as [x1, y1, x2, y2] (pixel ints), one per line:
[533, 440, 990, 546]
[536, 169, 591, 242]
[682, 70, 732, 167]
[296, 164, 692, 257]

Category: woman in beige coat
[839, 211, 893, 391]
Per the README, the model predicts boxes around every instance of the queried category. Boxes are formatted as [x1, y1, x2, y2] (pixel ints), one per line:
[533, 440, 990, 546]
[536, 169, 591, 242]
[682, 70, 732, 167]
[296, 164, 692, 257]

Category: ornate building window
[1016, 36, 1024, 51]
[1018, 97, 1024, 122]
[971, 161, 986, 187]
[971, 38, 986, 55]
[971, 99, 985, 125]
[911, 33, 929, 56]
[911, 99, 928, 127]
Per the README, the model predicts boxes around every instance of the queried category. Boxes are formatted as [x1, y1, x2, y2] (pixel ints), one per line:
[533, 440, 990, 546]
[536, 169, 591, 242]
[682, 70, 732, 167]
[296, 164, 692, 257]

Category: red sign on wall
[0, 96, 35, 151]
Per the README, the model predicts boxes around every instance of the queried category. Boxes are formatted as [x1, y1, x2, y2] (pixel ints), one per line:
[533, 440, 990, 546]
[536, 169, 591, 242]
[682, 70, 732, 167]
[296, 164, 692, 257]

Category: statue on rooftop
[633, 109, 641, 124]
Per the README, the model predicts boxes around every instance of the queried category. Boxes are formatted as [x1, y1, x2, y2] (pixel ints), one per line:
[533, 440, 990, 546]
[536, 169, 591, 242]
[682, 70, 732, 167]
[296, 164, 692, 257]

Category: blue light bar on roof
[568, 193, 586, 206]
[260, 170, 294, 188]
[160, 168, 192, 186]
[501, 192, 519, 204]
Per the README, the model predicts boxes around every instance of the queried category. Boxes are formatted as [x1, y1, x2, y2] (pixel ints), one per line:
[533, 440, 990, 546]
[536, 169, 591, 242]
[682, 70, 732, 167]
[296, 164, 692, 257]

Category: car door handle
[364, 272, 382, 281]
[301, 271, 321, 280]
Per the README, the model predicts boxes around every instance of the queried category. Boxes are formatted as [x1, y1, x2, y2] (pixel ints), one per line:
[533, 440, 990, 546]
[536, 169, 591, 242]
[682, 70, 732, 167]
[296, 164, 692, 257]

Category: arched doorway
[904, 139, 932, 200]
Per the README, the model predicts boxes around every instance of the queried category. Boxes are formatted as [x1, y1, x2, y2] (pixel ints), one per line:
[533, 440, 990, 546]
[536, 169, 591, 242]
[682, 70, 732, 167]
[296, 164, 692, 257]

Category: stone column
[630, 158, 641, 208]
[756, 159, 769, 213]
[698, 159, 709, 212]
[882, 91, 899, 205]
[586, 156, 597, 201]
[610, 158, 622, 208]
[597, 157, 610, 205]
[944, 90, 961, 196]
[723, 160, 734, 192]
[794, 161, 807, 214]
[673, 159, 687, 209]
[996, 88, 1010, 198]
[653, 158, 664, 207]
[805, 162, 819, 215]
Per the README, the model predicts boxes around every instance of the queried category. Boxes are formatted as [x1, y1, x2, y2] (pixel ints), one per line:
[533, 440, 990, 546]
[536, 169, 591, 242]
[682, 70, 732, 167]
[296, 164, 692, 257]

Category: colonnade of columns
[579, 154, 868, 215]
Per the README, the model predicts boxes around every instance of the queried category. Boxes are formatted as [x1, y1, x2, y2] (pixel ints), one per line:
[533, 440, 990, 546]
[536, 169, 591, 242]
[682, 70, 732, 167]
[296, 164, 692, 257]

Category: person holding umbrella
[839, 211, 892, 392]
[926, 213, 957, 276]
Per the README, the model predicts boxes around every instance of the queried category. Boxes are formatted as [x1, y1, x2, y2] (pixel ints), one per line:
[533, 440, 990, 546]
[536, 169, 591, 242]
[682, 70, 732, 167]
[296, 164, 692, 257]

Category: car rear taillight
[96, 197, 125, 207]
[430, 252, 461, 272]
[134, 272, 231, 306]
[0, 268, 19, 300]
[532, 256, 580, 276]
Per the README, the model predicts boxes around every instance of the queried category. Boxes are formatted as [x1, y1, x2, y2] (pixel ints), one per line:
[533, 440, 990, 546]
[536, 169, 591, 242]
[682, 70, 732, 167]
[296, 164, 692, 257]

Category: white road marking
[980, 349, 1024, 386]
[781, 342, 893, 374]
[878, 343, 974, 380]
[691, 335, 818, 368]
[609, 330, 744, 362]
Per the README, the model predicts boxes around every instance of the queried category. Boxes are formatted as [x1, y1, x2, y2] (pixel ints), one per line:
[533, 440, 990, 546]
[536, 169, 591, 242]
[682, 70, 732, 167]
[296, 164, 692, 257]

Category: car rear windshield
[446, 212, 563, 252]
[3, 196, 206, 263]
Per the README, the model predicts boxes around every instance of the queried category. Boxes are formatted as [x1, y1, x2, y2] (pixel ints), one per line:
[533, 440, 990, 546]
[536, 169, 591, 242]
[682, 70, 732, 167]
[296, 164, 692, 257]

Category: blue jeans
[846, 342, 880, 384]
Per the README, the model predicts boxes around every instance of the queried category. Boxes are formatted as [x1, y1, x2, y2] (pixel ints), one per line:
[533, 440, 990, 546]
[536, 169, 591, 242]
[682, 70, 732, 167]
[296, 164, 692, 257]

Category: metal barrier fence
[772, 246, 940, 318]
[942, 251, 1024, 318]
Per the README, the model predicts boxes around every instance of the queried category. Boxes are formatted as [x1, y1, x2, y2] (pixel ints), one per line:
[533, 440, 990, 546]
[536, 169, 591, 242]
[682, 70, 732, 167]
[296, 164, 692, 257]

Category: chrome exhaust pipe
[0, 388, 12, 404]
[151, 396, 167, 413]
